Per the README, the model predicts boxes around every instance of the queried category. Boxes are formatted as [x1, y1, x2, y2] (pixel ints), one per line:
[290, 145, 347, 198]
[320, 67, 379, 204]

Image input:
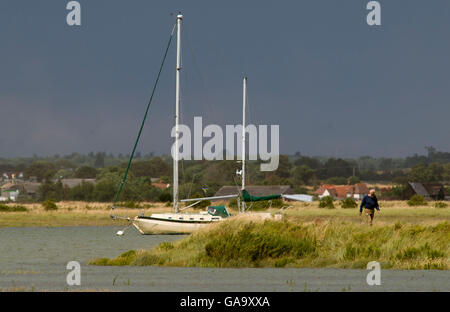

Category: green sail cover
[208, 205, 230, 218]
[241, 189, 281, 202]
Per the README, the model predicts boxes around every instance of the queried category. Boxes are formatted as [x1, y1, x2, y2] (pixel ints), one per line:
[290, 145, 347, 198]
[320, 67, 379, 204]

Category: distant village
[1, 170, 448, 203]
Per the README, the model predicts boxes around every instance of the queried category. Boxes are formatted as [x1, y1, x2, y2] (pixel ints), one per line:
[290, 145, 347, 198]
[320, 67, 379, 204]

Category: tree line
[1, 147, 449, 203]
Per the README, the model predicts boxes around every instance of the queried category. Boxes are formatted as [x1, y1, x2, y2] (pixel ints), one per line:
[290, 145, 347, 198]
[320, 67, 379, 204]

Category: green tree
[93, 178, 117, 202]
[348, 176, 360, 184]
[294, 156, 321, 169]
[70, 181, 95, 201]
[319, 158, 352, 179]
[94, 152, 105, 168]
[274, 155, 292, 178]
[130, 157, 170, 178]
[325, 177, 348, 185]
[408, 164, 440, 182]
[293, 165, 315, 185]
[74, 166, 98, 179]
[443, 163, 450, 181]
[38, 178, 57, 201]
[24, 161, 56, 182]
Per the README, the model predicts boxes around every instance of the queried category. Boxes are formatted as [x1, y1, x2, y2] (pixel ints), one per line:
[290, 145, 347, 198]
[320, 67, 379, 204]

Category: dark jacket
[360, 195, 380, 212]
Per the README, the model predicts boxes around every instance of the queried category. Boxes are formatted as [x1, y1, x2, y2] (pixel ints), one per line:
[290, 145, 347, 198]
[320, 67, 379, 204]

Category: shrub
[407, 194, 428, 206]
[0, 204, 28, 212]
[318, 196, 334, 209]
[42, 199, 58, 211]
[434, 201, 448, 209]
[341, 197, 357, 209]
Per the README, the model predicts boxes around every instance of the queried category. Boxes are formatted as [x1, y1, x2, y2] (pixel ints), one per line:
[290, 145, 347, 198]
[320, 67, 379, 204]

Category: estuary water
[0, 226, 448, 292]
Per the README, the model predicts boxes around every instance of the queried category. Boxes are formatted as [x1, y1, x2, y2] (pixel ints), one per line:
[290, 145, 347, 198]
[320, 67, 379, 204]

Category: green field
[0, 200, 448, 228]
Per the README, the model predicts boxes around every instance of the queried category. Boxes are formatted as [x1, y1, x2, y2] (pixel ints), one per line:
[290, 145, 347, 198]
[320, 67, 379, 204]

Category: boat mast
[174, 13, 182, 213]
[241, 77, 247, 213]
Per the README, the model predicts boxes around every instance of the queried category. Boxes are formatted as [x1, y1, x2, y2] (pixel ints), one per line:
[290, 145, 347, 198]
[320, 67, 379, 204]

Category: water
[0, 226, 448, 291]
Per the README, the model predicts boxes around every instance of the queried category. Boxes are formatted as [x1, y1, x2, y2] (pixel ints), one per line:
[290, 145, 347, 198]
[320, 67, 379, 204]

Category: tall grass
[89, 216, 449, 270]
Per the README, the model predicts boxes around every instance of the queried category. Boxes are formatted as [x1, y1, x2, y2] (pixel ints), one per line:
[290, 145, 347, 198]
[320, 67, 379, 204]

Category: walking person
[359, 189, 380, 226]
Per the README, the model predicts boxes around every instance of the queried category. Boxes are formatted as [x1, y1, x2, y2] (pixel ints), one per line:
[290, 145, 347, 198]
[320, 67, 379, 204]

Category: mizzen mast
[173, 13, 182, 213]
[241, 77, 247, 212]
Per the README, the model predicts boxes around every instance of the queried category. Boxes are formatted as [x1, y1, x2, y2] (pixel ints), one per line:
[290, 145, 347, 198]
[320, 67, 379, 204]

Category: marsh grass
[89, 216, 449, 270]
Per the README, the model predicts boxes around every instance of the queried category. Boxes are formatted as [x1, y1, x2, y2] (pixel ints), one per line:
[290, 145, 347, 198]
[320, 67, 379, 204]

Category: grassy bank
[89, 215, 449, 270]
[0, 201, 171, 228]
[0, 201, 449, 228]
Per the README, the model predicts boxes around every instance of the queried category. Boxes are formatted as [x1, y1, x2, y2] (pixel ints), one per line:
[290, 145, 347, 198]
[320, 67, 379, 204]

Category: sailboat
[123, 14, 238, 234]
[111, 13, 307, 234]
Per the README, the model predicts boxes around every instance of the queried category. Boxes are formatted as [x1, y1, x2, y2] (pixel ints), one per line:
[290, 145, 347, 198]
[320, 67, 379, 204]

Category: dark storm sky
[1, 0, 449, 158]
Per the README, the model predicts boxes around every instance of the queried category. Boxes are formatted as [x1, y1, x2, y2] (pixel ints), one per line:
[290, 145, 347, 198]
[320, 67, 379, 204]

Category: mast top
[177, 13, 183, 19]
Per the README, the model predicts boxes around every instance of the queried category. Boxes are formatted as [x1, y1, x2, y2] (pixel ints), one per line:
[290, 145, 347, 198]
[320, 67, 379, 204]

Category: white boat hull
[132, 213, 223, 234]
[132, 212, 282, 235]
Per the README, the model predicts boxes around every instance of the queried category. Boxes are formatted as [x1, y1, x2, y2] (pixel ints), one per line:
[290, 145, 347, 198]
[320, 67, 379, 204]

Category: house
[22, 182, 41, 198]
[214, 185, 294, 200]
[0, 181, 43, 201]
[404, 182, 447, 201]
[148, 177, 170, 189]
[1, 172, 24, 183]
[315, 183, 369, 200]
[0, 183, 21, 201]
[151, 182, 170, 189]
